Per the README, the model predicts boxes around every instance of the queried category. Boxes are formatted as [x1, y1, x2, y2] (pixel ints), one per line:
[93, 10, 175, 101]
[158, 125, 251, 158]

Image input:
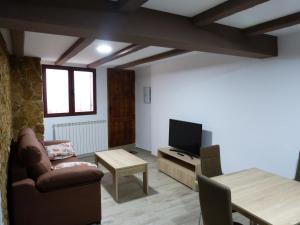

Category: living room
[1, 1, 300, 225]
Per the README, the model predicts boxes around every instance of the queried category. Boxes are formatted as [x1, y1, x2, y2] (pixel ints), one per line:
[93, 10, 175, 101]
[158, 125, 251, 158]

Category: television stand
[157, 147, 201, 191]
[169, 149, 194, 160]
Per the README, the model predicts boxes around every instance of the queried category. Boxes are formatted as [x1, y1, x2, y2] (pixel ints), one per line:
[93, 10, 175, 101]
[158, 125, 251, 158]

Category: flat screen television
[169, 119, 202, 158]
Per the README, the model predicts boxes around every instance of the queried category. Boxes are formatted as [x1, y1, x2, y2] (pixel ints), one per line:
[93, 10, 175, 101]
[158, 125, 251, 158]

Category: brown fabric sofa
[8, 128, 103, 225]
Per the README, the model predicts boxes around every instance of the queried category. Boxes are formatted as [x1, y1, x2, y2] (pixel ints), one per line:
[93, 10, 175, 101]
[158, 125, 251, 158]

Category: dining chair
[197, 175, 243, 225]
[200, 145, 223, 177]
[295, 151, 300, 181]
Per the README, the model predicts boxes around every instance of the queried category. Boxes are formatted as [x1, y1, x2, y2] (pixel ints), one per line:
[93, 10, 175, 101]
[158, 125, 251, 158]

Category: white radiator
[53, 120, 107, 155]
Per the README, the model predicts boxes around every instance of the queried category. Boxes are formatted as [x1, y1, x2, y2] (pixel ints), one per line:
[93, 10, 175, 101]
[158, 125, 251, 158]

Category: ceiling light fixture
[96, 44, 112, 54]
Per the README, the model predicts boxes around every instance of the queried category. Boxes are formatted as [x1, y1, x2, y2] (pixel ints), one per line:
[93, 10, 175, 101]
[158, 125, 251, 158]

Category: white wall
[135, 67, 151, 151]
[135, 31, 300, 178]
[44, 67, 108, 147]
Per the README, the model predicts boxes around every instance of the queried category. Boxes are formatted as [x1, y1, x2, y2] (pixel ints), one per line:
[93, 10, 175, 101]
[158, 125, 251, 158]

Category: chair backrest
[295, 151, 300, 181]
[200, 145, 223, 177]
[198, 175, 233, 225]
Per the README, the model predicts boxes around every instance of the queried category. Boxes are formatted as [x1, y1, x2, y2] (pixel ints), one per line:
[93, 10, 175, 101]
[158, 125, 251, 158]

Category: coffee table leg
[113, 171, 118, 202]
[143, 166, 148, 194]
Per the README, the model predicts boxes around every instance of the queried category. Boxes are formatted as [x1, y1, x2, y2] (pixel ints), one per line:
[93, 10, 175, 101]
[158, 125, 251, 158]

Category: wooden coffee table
[95, 149, 148, 202]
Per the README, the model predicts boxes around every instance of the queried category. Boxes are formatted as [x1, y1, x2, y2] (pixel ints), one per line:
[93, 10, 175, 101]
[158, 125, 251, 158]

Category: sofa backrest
[16, 128, 52, 181]
[8, 140, 28, 183]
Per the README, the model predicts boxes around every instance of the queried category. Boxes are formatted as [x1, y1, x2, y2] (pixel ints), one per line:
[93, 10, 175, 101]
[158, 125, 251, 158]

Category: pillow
[45, 142, 76, 160]
[53, 162, 97, 170]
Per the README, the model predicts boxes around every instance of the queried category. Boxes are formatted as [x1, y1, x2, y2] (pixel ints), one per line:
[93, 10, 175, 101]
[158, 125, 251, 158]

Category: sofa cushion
[51, 156, 78, 166]
[8, 139, 29, 183]
[27, 146, 52, 180]
[54, 162, 97, 170]
[18, 128, 52, 180]
[46, 142, 76, 160]
[36, 166, 104, 192]
[18, 132, 42, 166]
[18, 127, 36, 139]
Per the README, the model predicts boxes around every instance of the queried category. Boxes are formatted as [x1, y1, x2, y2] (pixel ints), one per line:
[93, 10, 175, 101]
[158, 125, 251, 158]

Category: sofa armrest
[36, 166, 103, 192]
[12, 178, 36, 190]
[11, 179, 38, 225]
[43, 140, 70, 146]
[12, 179, 37, 202]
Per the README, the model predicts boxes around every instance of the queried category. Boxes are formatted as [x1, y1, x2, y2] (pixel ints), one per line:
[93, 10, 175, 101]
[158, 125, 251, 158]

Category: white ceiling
[143, 0, 300, 36]
[24, 32, 78, 62]
[1, 0, 300, 68]
[142, 0, 226, 17]
[132, 51, 194, 69]
[70, 40, 130, 65]
[103, 46, 171, 67]
[218, 0, 300, 29]
[0, 29, 173, 68]
[268, 24, 300, 36]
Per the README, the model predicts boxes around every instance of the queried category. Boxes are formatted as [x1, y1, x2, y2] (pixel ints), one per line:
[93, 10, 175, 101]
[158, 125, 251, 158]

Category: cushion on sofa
[18, 127, 36, 140]
[18, 128, 52, 180]
[18, 132, 42, 166]
[54, 162, 97, 170]
[36, 166, 104, 192]
[51, 156, 78, 166]
[27, 146, 52, 180]
[46, 142, 76, 160]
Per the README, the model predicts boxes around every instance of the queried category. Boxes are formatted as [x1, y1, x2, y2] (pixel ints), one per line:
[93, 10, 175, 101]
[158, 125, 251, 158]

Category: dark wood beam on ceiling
[55, 37, 94, 65]
[0, 31, 9, 55]
[244, 12, 300, 36]
[8, 0, 118, 11]
[0, 2, 277, 58]
[193, 0, 269, 27]
[119, 0, 148, 12]
[88, 44, 146, 68]
[10, 29, 24, 56]
[116, 49, 189, 69]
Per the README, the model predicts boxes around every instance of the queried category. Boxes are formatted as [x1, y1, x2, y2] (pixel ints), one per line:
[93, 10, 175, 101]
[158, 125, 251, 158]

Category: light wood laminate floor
[81, 148, 249, 225]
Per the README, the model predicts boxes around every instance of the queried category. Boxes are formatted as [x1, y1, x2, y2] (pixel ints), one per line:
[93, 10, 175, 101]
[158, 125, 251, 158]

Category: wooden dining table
[212, 168, 300, 225]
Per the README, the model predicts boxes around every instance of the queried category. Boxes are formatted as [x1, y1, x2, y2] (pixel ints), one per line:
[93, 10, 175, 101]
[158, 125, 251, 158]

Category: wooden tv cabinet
[157, 147, 201, 191]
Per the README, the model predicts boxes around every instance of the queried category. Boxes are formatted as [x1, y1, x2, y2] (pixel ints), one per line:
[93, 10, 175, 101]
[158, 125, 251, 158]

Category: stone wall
[0, 34, 12, 225]
[0, 33, 44, 225]
[10, 56, 44, 140]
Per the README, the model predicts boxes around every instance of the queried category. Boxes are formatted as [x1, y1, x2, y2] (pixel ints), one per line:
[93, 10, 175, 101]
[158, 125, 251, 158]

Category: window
[42, 65, 96, 117]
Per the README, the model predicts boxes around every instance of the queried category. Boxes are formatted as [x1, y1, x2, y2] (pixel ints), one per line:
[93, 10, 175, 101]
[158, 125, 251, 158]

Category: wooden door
[108, 68, 135, 148]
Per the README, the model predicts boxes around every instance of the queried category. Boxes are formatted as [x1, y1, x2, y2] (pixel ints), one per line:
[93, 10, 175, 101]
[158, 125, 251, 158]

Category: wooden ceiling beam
[119, 0, 148, 12]
[88, 44, 146, 68]
[244, 12, 300, 36]
[193, 0, 269, 27]
[116, 49, 189, 69]
[0, 31, 9, 55]
[10, 29, 24, 56]
[55, 37, 94, 65]
[6, 0, 118, 11]
[0, 2, 277, 58]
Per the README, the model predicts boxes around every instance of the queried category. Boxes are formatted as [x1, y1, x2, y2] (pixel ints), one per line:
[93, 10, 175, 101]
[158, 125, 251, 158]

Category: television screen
[168, 119, 202, 157]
